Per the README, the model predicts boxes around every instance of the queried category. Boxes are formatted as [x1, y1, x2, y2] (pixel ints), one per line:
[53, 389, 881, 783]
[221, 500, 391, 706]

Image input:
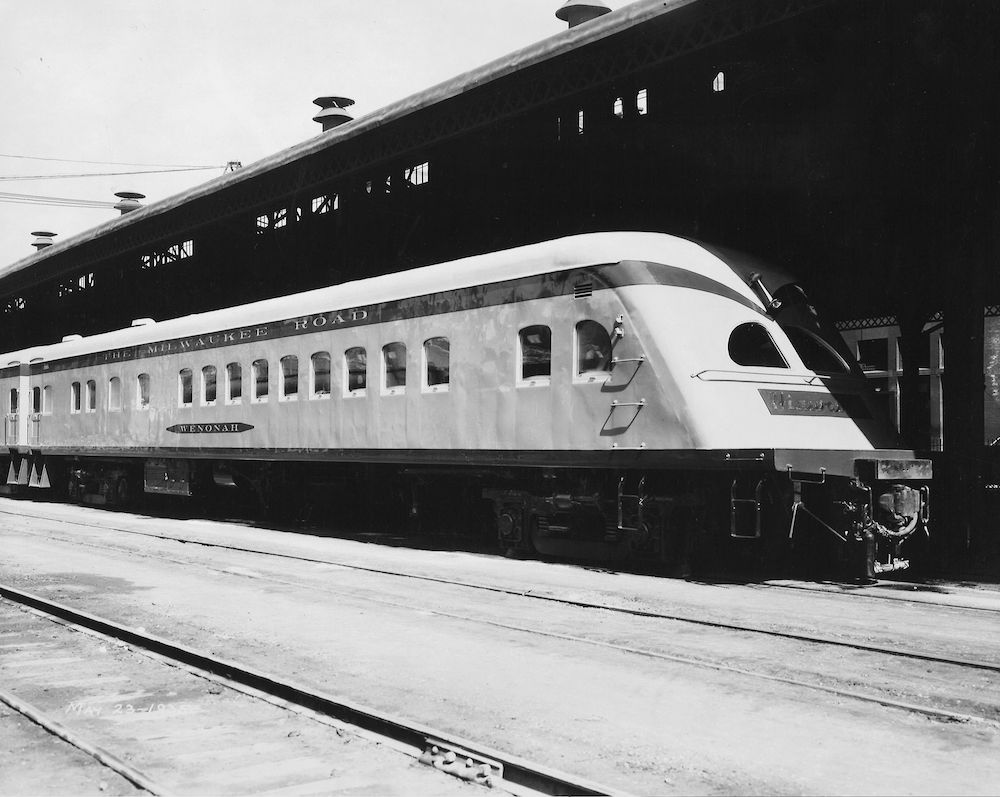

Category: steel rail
[13, 511, 996, 677]
[4, 518, 1000, 730]
[4, 545, 997, 734]
[0, 582, 622, 797]
[0, 686, 165, 795]
[745, 579, 1000, 615]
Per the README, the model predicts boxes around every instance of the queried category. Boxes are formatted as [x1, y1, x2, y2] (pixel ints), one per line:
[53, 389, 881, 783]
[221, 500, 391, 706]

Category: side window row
[178, 339, 452, 407]
[518, 321, 613, 383]
[12, 320, 614, 415]
[5, 377, 145, 415]
[179, 353, 331, 407]
[68, 376, 146, 414]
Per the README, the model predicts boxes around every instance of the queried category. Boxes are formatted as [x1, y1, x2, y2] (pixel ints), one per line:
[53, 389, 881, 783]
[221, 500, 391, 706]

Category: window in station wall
[613, 97, 624, 119]
[637, 88, 648, 116]
[897, 335, 931, 371]
[577, 109, 585, 135]
[406, 162, 430, 186]
[985, 317, 1000, 444]
[141, 239, 194, 270]
[713, 71, 726, 92]
[312, 194, 339, 214]
[857, 338, 889, 372]
[58, 272, 96, 299]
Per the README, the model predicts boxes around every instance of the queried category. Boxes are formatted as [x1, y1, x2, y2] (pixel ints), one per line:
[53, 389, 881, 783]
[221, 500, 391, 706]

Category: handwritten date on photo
[65, 701, 196, 718]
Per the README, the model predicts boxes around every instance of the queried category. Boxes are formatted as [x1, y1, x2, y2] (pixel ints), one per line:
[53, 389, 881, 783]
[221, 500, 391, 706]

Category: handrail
[691, 369, 863, 387]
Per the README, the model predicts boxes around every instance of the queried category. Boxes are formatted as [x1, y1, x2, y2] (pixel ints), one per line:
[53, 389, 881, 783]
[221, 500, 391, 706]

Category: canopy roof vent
[113, 191, 145, 215]
[556, 0, 611, 28]
[30, 231, 56, 250]
[312, 96, 355, 131]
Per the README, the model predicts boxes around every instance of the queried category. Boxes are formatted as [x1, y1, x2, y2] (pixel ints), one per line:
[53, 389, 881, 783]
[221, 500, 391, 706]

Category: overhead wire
[0, 165, 222, 181]
[0, 192, 117, 209]
[0, 152, 218, 169]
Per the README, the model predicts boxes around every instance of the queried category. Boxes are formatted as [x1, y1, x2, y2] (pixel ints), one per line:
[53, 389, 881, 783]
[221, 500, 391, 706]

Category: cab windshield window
[783, 327, 850, 373]
[728, 323, 788, 368]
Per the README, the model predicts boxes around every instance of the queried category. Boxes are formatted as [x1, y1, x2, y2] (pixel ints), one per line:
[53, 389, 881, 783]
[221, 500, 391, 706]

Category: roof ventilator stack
[30, 231, 56, 251]
[312, 97, 355, 132]
[113, 191, 145, 215]
[555, 0, 611, 28]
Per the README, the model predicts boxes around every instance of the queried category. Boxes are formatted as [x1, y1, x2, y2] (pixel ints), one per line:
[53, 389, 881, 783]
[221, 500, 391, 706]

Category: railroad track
[10, 509, 997, 669]
[6, 502, 995, 620]
[0, 584, 619, 796]
[743, 578, 1000, 615]
[4, 505, 1000, 727]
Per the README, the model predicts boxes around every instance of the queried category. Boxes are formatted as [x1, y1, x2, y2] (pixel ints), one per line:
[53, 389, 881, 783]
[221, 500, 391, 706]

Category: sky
[0, 0, 623, 269]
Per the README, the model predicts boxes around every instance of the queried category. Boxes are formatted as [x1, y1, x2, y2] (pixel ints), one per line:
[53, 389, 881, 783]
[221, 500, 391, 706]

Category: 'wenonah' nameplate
[166, 423, 254, 434]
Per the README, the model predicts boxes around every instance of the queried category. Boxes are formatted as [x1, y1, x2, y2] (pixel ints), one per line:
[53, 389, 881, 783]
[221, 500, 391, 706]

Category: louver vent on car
[573, 281, 593, 298]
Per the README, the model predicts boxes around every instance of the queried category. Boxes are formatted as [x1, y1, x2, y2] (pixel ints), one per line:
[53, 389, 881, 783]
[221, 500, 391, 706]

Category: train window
[345, 347, 367, 396]
[202, 366, 217, 406]
[108, 377, 121, 412]
[783, 327, 851, 374]
[311, 352, 331, 398]
[424, 337, 450, 391]
[519, 325, 551, 384]
[71, 382, 81, 413]
[8, 388, 16, 414]
[137, 374, 150, 410]
[226, 363, 242, 404]
[728, 323, 788, 368]
[253, 360, 269, 402]
[383, 343, 406, 395]
[281, 356, 299, 401]
[42, 385, 52, 415]
[31, 387, 41, 414]
[86, 380, 97, 413]
[179, 369, 193, 407]
[576, 321, 612, 379]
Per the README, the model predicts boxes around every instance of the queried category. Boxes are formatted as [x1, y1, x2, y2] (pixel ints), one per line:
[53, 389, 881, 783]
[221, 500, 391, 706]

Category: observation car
[0, 232, 930, 578]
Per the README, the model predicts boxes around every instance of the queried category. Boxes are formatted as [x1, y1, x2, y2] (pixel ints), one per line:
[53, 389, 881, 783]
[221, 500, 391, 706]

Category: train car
[0, 232, 930, 578]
